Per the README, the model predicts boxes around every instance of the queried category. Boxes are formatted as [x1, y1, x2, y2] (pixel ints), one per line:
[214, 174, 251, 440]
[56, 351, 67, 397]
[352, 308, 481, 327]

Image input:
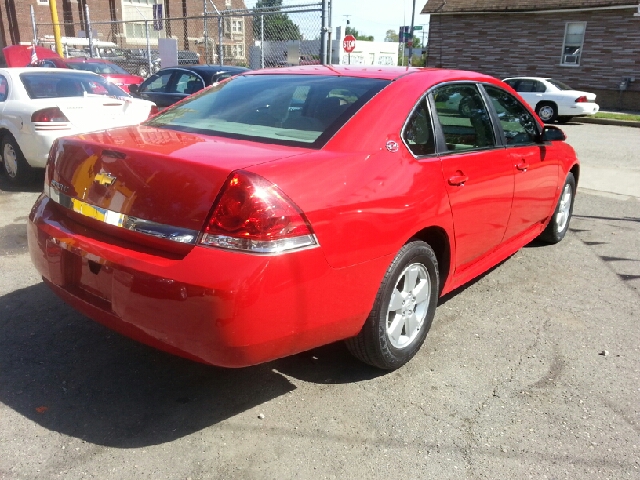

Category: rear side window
[432, 84, 495, 153]
[403, 98, 436, 156]
[147, 74, 389, 148]
[0, 75, 8, 101]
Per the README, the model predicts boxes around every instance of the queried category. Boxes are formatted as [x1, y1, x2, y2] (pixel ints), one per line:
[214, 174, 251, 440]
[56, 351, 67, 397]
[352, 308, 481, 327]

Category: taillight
[31, 107, 69, 123]
[575, 96, 587, 103]
[148, 105, 159, 118]
[199, 171, 317, 254]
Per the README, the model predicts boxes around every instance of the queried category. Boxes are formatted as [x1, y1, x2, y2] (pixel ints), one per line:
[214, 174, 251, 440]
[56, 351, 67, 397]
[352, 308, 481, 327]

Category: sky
[244, 0, 430, 43]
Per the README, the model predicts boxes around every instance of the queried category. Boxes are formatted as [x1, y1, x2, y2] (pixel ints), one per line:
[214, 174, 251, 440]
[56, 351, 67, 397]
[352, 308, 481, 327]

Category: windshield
[20, 72, 128, 99]
[68, 62, 130, 75]
[546, 79, 573, 91]
[146, 74, 389, 148]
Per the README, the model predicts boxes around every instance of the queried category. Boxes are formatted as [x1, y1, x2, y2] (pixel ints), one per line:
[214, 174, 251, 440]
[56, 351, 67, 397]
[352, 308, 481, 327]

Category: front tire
[536, 102, 558, 123]
[345, 240, 439, 370]
[539, 173, 576, 244]
[1, 135, 32, 185]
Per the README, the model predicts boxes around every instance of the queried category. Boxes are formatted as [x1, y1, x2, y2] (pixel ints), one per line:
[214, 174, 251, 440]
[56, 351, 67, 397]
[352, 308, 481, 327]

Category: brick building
[422, 0, 640, 110]
[1, 0, 251, 65]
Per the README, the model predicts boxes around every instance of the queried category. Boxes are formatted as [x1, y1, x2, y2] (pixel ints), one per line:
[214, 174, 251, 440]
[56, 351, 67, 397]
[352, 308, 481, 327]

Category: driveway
[0, 123, 638, 479]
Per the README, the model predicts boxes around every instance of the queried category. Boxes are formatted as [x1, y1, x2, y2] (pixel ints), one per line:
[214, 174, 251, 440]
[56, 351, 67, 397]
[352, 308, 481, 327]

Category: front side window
[484, 85, 539, 146]
[174, 72, 204, 94]
[561, 22, 586, 66]
[146, 75, 389, 148]
[141, 71, 173, 93]
[403, 98, 436, 156]
[432, 84, 495, 153]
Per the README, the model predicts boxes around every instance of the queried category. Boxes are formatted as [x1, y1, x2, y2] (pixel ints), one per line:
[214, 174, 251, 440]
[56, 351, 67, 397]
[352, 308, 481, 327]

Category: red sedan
[28, 66, 579, 370]
[30, 57, 143, 93]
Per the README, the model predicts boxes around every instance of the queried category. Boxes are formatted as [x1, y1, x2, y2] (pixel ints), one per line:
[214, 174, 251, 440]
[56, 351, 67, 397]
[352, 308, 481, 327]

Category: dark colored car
[129, 65, 249, 108]
[97, 48, 201, 77]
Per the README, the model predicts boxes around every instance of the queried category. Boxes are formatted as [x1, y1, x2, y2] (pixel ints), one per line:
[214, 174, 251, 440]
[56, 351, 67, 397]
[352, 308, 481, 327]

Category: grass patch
[594, 112, 640, 121]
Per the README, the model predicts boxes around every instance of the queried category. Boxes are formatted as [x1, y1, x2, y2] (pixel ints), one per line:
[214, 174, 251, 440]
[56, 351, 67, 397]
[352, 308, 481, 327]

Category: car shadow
[0, 282, 384, 447]
[0, 283, 297, 448]
[0, 169, 45, 193]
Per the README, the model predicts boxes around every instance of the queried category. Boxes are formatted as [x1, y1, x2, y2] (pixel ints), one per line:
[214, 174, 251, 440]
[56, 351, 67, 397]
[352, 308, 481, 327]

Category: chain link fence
[33, 3, 323, 77]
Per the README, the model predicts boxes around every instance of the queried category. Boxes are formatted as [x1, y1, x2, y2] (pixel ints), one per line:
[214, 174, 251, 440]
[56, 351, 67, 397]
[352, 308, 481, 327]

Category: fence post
[320, 0, 328, 64]
[146, 20, 152, 74]
[260, 14, 264, 69]
[204, 1, 209, 64]
[218, 15, 223, 66]
[85, 3, 94, 58]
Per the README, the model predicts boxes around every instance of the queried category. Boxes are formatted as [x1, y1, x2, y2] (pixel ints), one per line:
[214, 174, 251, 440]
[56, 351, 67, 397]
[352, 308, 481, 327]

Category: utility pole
[48, 0, 64, 57]
[407, 0, 416, 66]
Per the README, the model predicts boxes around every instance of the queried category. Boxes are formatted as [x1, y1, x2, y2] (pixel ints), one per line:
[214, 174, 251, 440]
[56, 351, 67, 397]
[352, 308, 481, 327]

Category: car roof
[65, 57, 112, 64]
[245, 65, 499, 83]
[0, 67, 103, 77]
[157, 64, 249, 75]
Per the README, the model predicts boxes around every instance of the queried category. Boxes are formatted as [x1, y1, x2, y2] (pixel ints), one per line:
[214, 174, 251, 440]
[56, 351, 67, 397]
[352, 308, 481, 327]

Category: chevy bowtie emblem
[94, 172, 116, 186]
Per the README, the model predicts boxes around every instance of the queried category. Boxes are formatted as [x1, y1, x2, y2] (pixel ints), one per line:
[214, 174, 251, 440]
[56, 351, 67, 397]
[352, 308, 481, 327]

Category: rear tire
[345, 240, 439, 370]
[536, 102, 558, 123]
[539, 173, 576, 244]
[1, 134, 32, 185]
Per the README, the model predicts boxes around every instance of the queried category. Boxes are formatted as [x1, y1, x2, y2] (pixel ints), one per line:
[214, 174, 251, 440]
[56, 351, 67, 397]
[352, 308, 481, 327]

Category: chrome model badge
[50, 179, 69, 193]
[94, 172, 117, 186]
[386, 140, 399, 153]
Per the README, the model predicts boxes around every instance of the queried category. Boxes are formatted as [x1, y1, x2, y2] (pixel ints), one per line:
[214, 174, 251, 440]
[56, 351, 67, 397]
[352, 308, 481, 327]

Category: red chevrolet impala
[27, 66, 578, 370]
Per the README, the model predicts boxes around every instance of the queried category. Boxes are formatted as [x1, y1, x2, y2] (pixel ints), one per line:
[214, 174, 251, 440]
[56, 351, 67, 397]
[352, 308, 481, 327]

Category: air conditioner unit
[563, 55, 579, 64]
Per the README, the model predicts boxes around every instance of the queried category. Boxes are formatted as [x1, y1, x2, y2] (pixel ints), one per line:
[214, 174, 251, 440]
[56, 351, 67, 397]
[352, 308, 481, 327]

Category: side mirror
[128, 84, 139, 95]
[540, 125, 566, 143]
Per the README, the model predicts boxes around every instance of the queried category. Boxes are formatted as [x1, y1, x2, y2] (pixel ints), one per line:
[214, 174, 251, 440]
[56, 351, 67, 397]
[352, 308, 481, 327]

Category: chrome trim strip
[46, 188, 199, 245]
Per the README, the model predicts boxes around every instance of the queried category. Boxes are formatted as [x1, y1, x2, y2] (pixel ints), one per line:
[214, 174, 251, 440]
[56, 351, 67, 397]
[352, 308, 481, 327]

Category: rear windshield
[20, 72, 127, 99]
[68, 62, 130, 75]
[546, 79, 573, 91]
[146, 74, 390, 148]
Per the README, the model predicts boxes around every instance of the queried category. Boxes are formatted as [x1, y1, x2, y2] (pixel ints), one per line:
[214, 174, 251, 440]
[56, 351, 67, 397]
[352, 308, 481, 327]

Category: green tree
[384, 29, 399, 42]
[345, 26, 374, 42]
[253, 0, 301, 41]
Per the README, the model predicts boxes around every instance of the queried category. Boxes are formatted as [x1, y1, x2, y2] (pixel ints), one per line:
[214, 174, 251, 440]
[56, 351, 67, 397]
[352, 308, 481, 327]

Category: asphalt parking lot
[0, 122, 638, 479]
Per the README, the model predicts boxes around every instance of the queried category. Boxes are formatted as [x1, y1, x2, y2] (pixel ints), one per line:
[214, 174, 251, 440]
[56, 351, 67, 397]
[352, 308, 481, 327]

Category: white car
[0, 68, 156, 183]
[503, 77, 599, 123]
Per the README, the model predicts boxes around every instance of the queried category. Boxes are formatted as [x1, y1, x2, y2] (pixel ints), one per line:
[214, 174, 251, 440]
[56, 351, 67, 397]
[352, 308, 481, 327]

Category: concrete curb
[578, 117, 640, 128]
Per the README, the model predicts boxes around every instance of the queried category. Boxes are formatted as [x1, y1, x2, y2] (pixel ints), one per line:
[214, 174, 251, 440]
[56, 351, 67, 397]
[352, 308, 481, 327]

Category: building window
[223, 44, 244, 59]
[224, 18, 244, 36]
[37, 0, 49, 4]
[561, 22, 586, 66]
[225, 0, 232, 6]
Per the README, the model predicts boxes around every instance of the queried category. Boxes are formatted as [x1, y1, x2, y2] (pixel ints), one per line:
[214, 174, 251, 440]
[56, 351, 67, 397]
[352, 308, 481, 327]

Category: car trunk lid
[46, 125, 309, 250]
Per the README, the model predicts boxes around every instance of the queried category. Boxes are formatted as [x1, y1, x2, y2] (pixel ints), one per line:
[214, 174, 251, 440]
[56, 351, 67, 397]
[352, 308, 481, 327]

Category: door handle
[448, 174, 469, 186]
[516, 162, 529, 171]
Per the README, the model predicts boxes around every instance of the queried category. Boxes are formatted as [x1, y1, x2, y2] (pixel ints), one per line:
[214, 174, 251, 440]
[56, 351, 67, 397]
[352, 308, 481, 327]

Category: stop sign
[343, 35, 356, 53]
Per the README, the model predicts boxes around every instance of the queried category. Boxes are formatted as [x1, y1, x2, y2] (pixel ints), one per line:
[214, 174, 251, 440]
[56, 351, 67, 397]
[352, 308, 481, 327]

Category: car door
[509, 79, 543, 111]
[431, 83, 515, 271]
[482, 84, 559, 242]
[136, 69, 176, 108]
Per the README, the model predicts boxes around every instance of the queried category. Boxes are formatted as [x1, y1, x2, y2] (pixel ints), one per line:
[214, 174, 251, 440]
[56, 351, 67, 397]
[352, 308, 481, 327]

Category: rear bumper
[28, 194, 389, 367]
[558, 102, 599, 117]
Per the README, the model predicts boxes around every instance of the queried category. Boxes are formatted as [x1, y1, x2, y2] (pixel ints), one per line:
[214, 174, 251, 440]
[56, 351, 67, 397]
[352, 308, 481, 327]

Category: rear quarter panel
[250, 73, 456, 270]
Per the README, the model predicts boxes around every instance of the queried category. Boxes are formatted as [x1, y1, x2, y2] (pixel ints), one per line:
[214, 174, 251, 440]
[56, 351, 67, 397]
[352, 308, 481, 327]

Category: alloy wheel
[386, 263, 431, 349]
[2, 142, 18, 179]
[556, 183, 573, 233]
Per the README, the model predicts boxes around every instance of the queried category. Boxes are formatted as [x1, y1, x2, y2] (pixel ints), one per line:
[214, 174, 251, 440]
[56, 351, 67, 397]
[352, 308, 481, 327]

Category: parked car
[129, 65, 249, 108]
[30, 57, 144, 93]
[97, 47, 200, 77]
[27, 66, 579, 370]
[0, 68, 156, 183]
[503, 76, 599, 123]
